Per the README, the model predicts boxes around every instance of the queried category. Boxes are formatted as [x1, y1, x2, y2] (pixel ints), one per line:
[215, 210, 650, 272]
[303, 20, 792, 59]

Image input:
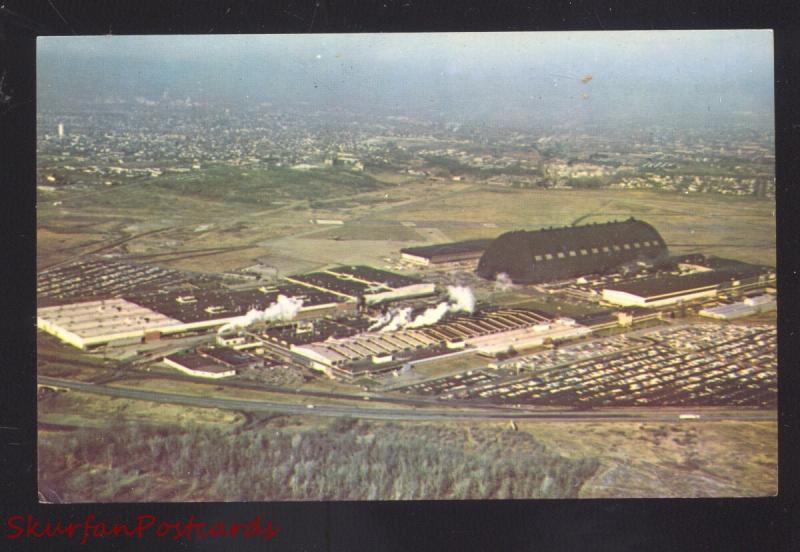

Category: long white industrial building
[37, 299, 192, 350]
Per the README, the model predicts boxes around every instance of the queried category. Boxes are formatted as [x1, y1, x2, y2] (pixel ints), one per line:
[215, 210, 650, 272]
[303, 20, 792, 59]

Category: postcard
[36, 31, 775, 501]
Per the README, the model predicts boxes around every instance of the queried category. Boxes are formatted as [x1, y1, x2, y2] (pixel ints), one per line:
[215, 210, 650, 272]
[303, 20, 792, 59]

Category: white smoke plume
[494, 272, 515, 292]
[368, 310, 394, 331]
[371, 286, 476, 332]
[378, 307, 413, 333]
[217, 295, 304, 335]
[406, 302, 450, 328]
[446, 285, 476, 314]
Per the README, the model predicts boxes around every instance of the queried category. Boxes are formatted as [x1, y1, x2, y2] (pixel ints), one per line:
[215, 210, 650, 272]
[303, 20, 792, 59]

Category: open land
[37, 102, 776, 501]
[38, 180, 775, 275]
[36, 175, 777, 500]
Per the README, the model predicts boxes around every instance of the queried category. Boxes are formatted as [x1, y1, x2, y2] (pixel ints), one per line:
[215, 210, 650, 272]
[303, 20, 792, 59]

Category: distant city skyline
[38, 31, 773, 129]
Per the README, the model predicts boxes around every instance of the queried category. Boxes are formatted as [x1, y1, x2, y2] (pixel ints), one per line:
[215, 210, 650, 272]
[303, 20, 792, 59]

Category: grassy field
[37, 168, 775, 275]
[106, 377, 411, 411]
[38, 390, 242, 429]
[37, 332, 112, 381]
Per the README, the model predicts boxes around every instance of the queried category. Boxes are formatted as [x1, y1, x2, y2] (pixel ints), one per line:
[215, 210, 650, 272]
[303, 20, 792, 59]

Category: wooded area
[39, 417, 600, 501]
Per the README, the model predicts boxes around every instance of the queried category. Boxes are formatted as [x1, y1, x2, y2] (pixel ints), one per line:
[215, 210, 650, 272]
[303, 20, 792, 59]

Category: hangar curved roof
[475, 218, 668, 284]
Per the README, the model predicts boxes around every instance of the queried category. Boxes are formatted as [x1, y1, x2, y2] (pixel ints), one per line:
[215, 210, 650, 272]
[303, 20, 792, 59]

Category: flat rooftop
[289, 272, 377, 297]
[125, 284, 345, 324]
[400, 239, 493, 259]
[38, 298, 183, 339]
[263, 316, 372, 346]
[325, 265, 422, 288]
[164, 352, 232, 373]
[199, 347, 258, 367]
[603, 270, 749, 299]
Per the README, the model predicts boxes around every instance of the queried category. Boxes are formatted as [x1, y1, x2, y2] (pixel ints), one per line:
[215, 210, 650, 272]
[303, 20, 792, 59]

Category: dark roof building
[163, 352, 237, 379]
[123, 284, 346, 324]
[476, 218, 668, 284]
[286, 265, 435, 304]
[326, 265, 421, 288]
[400, 239, 494, 265]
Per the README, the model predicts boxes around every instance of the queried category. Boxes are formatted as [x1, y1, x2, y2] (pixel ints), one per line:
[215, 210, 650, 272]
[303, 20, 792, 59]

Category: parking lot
[397, 324, 776, 408]
[37, 257, 218, 306]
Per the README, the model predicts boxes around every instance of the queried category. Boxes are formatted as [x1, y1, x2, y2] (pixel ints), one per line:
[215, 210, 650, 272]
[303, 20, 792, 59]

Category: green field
[152, 165, 387, 205]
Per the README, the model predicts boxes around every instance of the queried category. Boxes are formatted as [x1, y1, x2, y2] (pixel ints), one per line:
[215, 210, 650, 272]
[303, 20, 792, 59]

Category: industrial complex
[36, 218, 776, 409]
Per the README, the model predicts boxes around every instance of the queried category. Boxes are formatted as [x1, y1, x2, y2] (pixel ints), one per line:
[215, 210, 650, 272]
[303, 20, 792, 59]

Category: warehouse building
[288, 308, 590, 380]
[601, 269, 775, 308]
[400, 239, 494, 266]
[699, 294, 777, 320]
[162, 346, 262, 378]
[476, 218, 668, 284]
[37, 283, 354, 350]
[37, 299, 189, 350]
[286, 265, 435, 304]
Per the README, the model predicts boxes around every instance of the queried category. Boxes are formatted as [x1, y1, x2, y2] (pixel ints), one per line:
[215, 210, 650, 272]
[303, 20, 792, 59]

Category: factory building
[162, 347, 260, 379]
[476, 218, 668, 284]
[127, 284, 354, 326]
[288, 308, 590, 380]
[37, 298, 187, 350]
[286, 265, 435, 304]
[699, 294, 776, 320]
[601, 269, 775, 308]
[37, 284, 354, 350]
[400, 239, 494, 266]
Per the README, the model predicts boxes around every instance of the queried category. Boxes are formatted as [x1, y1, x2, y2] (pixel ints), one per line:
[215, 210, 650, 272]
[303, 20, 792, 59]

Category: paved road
[38, 376, 776, 423]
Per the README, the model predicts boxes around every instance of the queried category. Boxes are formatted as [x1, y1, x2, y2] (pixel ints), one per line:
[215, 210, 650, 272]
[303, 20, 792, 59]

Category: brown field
[37, 332, 111, 381]
[106, 377, 409, 411]
[37, 175, 774, 276]
[37, 394, 776, 500]
[359, 187, 775, 266]
[521, 418, 777, 498]
[38, 390, 243, 429]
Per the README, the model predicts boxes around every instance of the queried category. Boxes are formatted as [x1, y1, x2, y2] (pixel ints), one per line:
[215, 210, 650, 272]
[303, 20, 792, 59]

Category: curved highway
[38, 376, 776, 423]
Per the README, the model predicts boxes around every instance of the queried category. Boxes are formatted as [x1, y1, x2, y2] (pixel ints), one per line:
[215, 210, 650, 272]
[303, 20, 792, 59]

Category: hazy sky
[38, 31, 774, 126]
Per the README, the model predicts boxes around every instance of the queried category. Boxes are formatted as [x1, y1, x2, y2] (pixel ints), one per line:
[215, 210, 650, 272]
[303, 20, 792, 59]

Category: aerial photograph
[36, 31, 776, 501]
